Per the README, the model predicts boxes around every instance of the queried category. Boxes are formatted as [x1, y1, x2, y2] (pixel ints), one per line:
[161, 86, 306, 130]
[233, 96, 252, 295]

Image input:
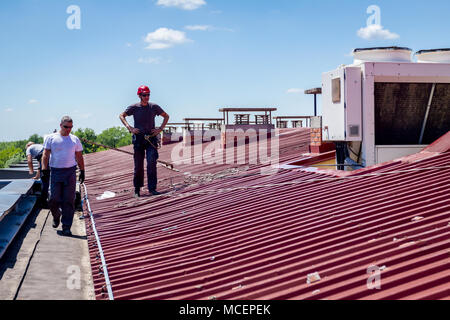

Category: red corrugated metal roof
[82, 130, 450, 300]
[82, 128, 312, 197]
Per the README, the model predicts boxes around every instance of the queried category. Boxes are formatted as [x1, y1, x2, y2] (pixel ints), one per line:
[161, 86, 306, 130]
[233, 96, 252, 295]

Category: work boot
[134, 188, 141, 198]
[52, 215, 60, 228]
[149, 190, 161, 196]
[62, 228, 72, 237]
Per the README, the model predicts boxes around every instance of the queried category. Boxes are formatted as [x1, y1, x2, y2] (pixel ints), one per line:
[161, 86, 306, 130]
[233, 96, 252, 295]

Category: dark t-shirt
[124, 103, 165, 133]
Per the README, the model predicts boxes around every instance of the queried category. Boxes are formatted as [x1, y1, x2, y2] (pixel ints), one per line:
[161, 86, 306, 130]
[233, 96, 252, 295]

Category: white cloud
[286, 88, 304, 94]
[4, 108, 13, 112]
[28, 99, 38, 104]
[157, 0, 206, 10]
[357, 24, 399, 40]
[185, 25, 234, 32]
[146, 42, 172, 50]
[144, 28, 191, 50]
[185, 25, 212, 31]
[138, 57, 162, 64]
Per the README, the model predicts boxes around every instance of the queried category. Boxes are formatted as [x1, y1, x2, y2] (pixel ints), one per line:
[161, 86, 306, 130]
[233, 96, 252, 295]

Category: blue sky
[1, 0, 449, 141]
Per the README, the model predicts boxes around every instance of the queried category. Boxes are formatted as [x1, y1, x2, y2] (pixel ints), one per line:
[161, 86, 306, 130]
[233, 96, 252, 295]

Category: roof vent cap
[415, 48, 450, 63]
[353, 46, 412, 64]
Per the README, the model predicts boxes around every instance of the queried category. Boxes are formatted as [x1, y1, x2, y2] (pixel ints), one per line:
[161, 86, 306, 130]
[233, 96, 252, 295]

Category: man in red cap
[119, 85, 170, 197]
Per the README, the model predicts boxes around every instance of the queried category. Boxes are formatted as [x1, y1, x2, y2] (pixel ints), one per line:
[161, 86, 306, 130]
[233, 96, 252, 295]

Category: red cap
[137, 85, 150, 96]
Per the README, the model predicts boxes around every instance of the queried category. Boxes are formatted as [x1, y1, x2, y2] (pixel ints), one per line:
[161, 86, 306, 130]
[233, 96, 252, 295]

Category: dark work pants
[36, 153, 49, 201]
[49, 166, 77, 230]
[133, 144, 159, 191]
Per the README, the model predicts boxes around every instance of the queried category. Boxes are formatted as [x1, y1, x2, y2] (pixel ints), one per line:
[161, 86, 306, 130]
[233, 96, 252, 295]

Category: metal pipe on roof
[82, 183, 114, 300]
[304, 88, 322, 117]
[314, 94, 317, 116]
[419, 83, 436, 144]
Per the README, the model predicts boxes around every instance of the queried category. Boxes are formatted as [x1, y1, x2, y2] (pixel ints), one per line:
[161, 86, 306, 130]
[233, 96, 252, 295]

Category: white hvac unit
[321, 47, 450, 167]
[322, 66, 362, 142]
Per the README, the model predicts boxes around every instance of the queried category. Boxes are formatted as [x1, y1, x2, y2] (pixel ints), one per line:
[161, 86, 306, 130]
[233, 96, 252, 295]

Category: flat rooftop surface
[0, 180, 34, 222]
[0, 207, 95, 300]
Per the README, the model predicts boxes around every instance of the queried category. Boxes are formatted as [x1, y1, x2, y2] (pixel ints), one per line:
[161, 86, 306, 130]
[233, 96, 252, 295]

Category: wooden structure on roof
[219, 107, 277, 125]
[304, 88, 322, 95]
[160, 123, 184, 145]
[180, 118, 224, 146]
[164, 123, 186, 133]
[273, 116, 313, 128]
[304, 87, 322, 116]
[218, 107, 278, 148]
[183, 118, 224, 130]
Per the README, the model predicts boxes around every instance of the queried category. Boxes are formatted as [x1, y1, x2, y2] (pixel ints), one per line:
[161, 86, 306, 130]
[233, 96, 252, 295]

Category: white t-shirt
[43, 133, 83, 168]
[26, 144, 44, 158]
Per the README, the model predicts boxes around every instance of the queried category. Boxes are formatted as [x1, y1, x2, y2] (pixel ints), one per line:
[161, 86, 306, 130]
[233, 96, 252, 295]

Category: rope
[80, 137, 177, 172]
[82, 183, 114, 300]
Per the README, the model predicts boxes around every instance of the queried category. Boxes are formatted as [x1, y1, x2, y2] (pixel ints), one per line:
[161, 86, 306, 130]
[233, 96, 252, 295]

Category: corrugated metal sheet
[82, 130, 450, 300]
[82, 128, 312, 197]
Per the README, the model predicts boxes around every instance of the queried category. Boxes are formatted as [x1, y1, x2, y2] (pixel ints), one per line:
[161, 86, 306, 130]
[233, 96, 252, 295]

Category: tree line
[0, 134, 43, 168]
[0, 127, 131, 168]
[73, 127, 132, 154]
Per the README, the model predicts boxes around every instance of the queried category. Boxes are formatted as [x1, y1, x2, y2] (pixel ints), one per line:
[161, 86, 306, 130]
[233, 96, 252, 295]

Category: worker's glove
[41, 169, 50, 179]
[79, 170, 85, 184]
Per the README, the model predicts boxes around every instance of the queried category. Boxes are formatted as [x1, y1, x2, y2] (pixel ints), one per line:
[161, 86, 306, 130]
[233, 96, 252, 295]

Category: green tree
[1, 139, 28, 153]
[0, 142, 13, 152]
[74, 128, 101, 154]
[0, 146, 24, 168]
[28, 134, 44, 144]
[12, 140, 27, 152]
[97, 127, 132, 148]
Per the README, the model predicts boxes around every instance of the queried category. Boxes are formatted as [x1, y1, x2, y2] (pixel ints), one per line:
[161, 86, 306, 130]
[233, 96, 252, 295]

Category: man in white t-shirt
[42, 116, 85, 236]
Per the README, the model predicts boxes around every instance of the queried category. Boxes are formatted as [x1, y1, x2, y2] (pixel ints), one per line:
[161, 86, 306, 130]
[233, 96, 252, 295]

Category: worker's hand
[128, 127, 140, 135]
[151, 128, 162, 136]
[29, 169, 34, 175]
[79, 170, 85, 184]
[33, 171, 41, 180]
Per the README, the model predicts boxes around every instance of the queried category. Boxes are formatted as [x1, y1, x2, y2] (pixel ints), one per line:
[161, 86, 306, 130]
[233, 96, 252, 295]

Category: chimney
[310, 116, 335, 154]
[310, 116, 323, 153]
